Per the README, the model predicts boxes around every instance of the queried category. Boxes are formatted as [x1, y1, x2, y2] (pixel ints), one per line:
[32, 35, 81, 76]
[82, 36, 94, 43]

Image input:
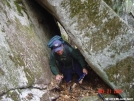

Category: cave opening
[29, 0, 121, 100]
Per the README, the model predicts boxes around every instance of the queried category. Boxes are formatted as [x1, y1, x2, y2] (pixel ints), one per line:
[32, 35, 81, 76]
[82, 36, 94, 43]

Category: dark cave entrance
[27, 0, 121, 100]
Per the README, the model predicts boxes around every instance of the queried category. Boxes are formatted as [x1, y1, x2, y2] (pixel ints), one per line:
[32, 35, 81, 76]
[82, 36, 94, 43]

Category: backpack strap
[63, 43, 71, 56]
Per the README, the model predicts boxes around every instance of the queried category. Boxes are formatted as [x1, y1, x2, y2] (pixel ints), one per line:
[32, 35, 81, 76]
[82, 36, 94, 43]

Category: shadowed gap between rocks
[32, 1, 122, 101]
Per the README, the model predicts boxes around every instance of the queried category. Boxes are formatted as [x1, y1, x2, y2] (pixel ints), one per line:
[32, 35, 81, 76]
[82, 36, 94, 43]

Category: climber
[48, 36, 88, 86]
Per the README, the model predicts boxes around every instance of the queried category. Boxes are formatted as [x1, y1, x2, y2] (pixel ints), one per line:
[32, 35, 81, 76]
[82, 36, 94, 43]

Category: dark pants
[60, 61, 83, 82]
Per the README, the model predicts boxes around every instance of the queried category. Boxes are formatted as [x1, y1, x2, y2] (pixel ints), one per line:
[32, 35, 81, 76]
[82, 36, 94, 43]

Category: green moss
[4, 10, 8, 18]
[9, 54, 25, 67]
[6, 13, 43, 86]
[104, 57, 134, 97]
[6, 17, 36, 86]
[11, 92, 20, 101]
[103, 0, 125, 15]
[61, 34, 68, 42]
[105, 57, 134, 82]
[61, 0, 131, 53]
[1, 27, 5, 32]
[24, 68, 34, 86]
[14, 0, 23, 16]
[7, 91, 20, 101]
[6, 17, 35, 67]
[0, 68, 5, 75]
[15, 17, 36, 37]
[6, 0, 11, 8]
[60, 0, 106, 52]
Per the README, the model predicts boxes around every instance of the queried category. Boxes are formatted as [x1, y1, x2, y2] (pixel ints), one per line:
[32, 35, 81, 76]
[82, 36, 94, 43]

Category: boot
[65, 81, 74, 93]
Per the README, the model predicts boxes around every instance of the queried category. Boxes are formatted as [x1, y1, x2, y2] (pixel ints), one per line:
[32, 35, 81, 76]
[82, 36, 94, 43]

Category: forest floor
[48, 67, 120, 101]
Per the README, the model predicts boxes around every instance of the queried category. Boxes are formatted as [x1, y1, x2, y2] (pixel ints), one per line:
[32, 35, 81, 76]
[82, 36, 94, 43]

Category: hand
[83, 68, 88, 75]
[56, 74, 64, 81]
[79, 79, 83, 84]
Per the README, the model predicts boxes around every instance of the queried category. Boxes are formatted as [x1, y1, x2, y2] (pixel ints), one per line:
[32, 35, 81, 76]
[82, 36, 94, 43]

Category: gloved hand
[56, 74, 64, 81]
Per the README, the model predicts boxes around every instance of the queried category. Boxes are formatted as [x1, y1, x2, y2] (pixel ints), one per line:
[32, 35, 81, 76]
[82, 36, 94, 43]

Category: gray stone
[0, 0, 134, 100]
[0, 0, 57, 97]
[36, 0, 134, 98]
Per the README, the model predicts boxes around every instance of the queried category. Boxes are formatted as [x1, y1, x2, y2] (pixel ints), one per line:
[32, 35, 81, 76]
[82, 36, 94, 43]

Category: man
[49, 39, 88, 84]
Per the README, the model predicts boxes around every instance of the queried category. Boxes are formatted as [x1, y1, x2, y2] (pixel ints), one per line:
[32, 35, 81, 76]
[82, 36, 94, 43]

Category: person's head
[52, 40, 64, 55]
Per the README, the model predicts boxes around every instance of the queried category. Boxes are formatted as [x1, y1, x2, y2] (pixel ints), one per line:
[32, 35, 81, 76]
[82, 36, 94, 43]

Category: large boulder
[36, 0, 134, 98]
[0, 0, 59, 99]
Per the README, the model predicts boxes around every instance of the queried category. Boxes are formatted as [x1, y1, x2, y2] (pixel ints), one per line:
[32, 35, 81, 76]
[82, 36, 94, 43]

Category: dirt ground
[48, 67, 118, 101]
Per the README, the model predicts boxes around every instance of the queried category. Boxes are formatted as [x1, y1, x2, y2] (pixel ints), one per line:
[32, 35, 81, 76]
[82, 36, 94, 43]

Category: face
[55, 45, 64, 55]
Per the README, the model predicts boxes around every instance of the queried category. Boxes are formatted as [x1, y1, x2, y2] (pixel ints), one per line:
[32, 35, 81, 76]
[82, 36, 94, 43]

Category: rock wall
[0, 0, 59, 100]
[36, 0, 134, 98]
[0, 0, 133, 100]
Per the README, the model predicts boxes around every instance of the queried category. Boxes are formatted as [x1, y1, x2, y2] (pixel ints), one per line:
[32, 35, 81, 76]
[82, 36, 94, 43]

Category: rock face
[0, 0, 60, 100]
[36, 0, 134, 98]
[0, 0, 134, 100]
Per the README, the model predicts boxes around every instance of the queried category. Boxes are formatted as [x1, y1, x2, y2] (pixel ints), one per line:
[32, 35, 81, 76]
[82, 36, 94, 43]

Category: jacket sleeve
[69, 47, 86, 68]
[49, 53, 59, 75]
